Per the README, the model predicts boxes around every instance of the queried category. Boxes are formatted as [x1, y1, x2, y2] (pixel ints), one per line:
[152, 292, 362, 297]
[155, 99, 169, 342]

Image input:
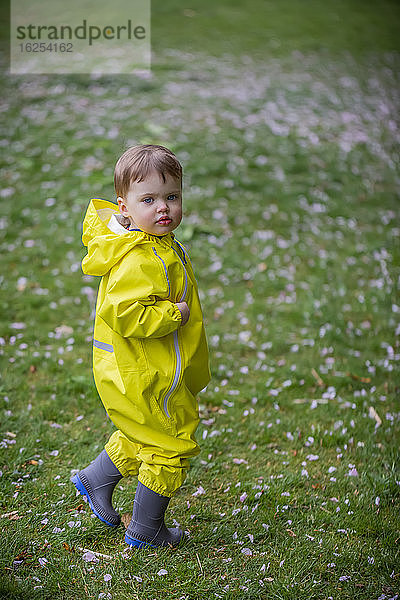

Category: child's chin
[145, 226, 174, 236]
[155, 223, 176, 234]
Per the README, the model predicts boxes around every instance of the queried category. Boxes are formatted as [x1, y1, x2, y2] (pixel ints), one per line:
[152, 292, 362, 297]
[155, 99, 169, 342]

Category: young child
[71, 144, 210, 548]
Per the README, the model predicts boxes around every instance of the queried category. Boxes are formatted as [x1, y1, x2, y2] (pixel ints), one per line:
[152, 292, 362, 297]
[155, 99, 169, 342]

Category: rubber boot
[71, 450, 123, 527]
[125, 481, 184, 548]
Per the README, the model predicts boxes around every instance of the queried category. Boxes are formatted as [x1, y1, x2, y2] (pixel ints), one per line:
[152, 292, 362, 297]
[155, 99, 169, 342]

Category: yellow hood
[82, 198, 154, 276]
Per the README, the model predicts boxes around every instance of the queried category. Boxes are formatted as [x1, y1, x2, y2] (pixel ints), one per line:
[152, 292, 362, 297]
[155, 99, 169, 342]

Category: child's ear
[117, 196, 128, 214]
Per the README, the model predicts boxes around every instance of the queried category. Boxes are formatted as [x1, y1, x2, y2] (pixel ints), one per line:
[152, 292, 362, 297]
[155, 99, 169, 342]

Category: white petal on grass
[10, 322, 26, 330]
[157, 569, 168, 576]
[306, 454, 319, 461]
[347, 467, 359, 477]
[82, 551, 99, 562]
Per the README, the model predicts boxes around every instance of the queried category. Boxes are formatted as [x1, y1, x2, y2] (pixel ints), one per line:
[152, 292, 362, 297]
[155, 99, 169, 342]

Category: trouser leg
[136, 449, 191, 497]
[105, 430, 141, 477]
[105, 429, 198, 497]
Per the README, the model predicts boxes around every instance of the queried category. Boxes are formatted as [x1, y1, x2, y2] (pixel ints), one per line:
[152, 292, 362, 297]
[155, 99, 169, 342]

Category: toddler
[71, 144, 210, 548]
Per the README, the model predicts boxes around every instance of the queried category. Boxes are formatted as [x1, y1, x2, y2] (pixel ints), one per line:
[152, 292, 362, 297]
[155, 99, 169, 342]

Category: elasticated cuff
[137, 474, 176, 498]
[171, 302, 183, 326]
[104, 443, 133, 478]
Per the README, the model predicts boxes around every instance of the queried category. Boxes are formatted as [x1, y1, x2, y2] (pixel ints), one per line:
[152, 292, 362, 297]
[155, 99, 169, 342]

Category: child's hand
[175, 302, 190, 326]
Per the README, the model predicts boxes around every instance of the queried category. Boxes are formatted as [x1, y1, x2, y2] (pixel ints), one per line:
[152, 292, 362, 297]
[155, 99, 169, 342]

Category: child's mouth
[157, 217, 172, 225]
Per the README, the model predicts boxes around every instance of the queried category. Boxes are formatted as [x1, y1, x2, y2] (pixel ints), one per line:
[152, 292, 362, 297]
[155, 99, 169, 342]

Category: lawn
[0, 1, 399, 599]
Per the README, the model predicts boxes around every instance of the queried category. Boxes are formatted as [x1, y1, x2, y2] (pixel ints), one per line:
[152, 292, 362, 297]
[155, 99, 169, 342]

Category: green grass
[151, 0, 400, 58]
[0, 0, 399, 599]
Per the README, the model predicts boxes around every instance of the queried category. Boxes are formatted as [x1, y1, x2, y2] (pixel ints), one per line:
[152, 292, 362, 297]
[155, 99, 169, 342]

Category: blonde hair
[114, 144, 183, 199]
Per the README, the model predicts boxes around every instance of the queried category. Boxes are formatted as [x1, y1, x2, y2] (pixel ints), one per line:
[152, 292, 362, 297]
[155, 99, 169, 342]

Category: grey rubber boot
[125, 481, 184, 548]
[71, 450, 123, 527]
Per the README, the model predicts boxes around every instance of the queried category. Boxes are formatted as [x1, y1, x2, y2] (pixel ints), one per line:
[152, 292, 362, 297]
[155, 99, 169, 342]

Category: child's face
[117, 170, 182, 236]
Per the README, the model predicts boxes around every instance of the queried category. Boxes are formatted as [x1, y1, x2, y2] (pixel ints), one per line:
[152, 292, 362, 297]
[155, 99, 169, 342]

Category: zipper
[172, 244, 188, 302]
[162, 243, 189, 418]
[174, 239, 187, 264]
[163, 330, 181, 418]
[152, 247, 170, 297]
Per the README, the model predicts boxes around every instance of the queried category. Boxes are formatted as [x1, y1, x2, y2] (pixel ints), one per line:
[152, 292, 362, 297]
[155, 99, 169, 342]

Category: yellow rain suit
[82, 199, 210, 497]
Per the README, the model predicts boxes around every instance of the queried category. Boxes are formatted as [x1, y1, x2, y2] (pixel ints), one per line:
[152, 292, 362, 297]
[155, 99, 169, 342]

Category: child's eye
[167, 194, 178, 201]
[143, 197, 153, 204]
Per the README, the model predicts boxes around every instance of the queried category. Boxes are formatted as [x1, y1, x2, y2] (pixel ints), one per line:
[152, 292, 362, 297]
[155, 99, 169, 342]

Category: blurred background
[0, 2, 399, 598]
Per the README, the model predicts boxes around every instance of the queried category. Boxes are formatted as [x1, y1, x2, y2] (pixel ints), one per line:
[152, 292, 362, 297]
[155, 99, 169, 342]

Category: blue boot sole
[125, 531, 184, 549]
[71, 473, 118, 528]
[125, 533, 157, 549]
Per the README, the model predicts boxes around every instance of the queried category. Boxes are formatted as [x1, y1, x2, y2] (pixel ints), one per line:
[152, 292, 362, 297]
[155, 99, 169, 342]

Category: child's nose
[157, 200, 169, 212]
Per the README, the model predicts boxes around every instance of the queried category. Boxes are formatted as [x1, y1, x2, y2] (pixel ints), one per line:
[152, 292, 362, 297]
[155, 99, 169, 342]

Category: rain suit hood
[82, 198, 173, 276]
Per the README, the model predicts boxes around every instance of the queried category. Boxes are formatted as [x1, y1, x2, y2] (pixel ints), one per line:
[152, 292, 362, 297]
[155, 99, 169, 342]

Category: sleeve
[97, 252, 182, 339]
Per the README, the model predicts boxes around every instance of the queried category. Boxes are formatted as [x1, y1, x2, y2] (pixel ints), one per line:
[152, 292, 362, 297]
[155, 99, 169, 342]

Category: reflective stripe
[163, 330, 181, 418]
[93, 339, 114, 353]
[152, 247, 171, 297]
